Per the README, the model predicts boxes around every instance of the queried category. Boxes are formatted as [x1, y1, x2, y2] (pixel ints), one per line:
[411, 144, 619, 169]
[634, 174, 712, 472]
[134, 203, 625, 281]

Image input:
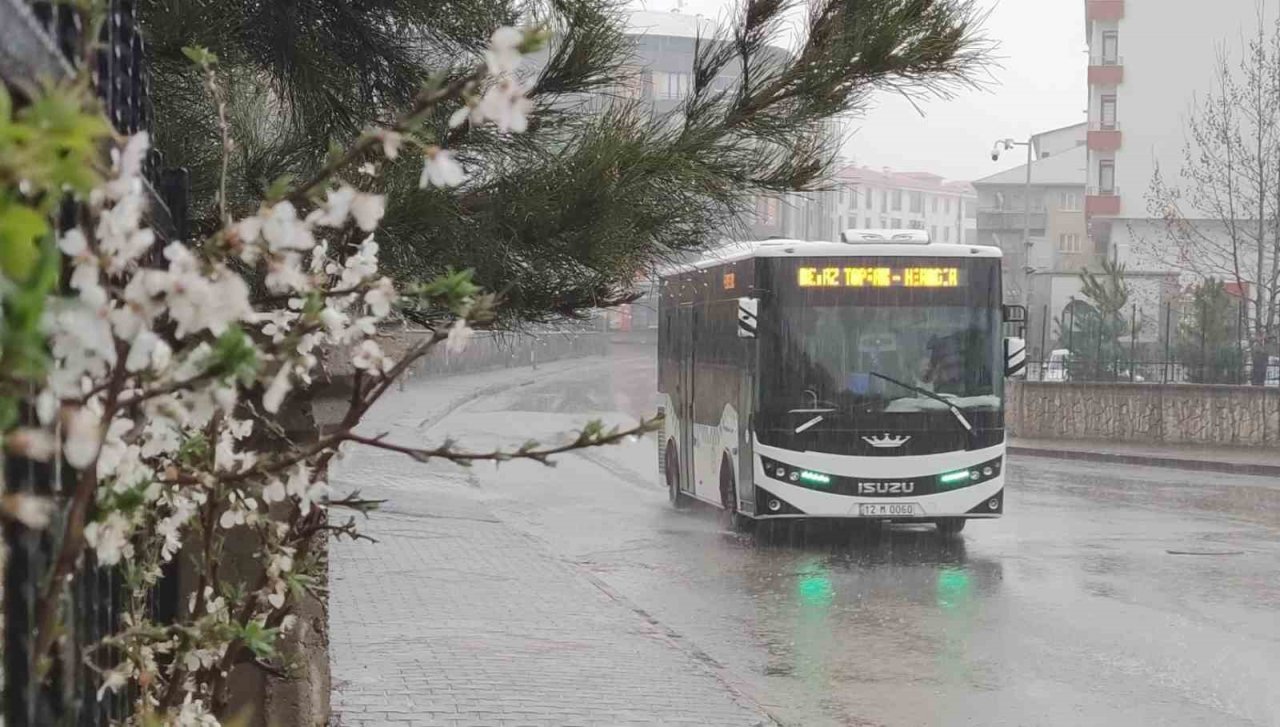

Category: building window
[653, 71, 691, 99]
[908, 220, 924, 230]
[848, 188, 858, 210]
[931, 196, 939, 213]
[1101, 30, 1119, 65]
[930, 225, 937, 240]
[1099, 160, 1116, 194]
[945, 197, 952, 214]
[891, 190, 903, 211]
[943, 227, 951, 242]
[1060, 192, 1082, 211]
[1059, 233, 1083, 253]
[891, 218, 901, 228]
[1100, 94, 1117, 130]
[909, 191, 923, 213]
[865, 189, 874, 210]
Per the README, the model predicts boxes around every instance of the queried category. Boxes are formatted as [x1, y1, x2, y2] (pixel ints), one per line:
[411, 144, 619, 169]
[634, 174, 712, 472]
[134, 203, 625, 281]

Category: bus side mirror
[1004, 336, 1027, 378]
[737, 297, 758, 338]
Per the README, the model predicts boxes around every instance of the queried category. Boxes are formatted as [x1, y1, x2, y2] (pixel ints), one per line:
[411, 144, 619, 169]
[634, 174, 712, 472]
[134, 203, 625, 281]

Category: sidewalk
[328, 360, 773, 727]
[1009, 437, 1280, 476]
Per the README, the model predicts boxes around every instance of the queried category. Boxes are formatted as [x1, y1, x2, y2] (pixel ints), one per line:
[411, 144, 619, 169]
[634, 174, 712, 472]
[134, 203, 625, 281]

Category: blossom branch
[341, 415, 664, 466]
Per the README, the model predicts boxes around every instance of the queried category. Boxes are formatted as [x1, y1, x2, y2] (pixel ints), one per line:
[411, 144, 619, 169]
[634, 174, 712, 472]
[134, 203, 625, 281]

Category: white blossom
[262, 364, 294, 414]
[6, 428, 55, 461]
[125, 329, 171, 373]
[262, 478, 287, 504]
[261, 201, 315, 252]
[350, 192, 386, 232]
[351, 339, 391, 373]
[446, 318, 474, 355]
[83, 512, 133, 566]
[103, 132, 148, 200]
[58, 228, 89, 257]
[265, 252, 310, 294]
[285, 464, 329, 513]
[63, 406, 102, 468]
[381, 130, 403, 159]
[448, 103, 472, 129]
[175, 695, 220, 727]
[96, 669, 128, 702]
[419, 147, 466, 189]
[35, 389, 56, 426]
[475, 78, 533, 134]
[486, 26, 525, 76]
[364, 278, 396, 318]
[4, 493, 54, 528]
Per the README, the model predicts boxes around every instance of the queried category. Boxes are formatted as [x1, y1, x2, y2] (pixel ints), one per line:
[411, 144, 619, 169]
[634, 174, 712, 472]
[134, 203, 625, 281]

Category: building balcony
[1086, 0, 1124, 22]
[1086, 188, 1121, 216]
[1087, 128, 1123, 152]
[977, 209, 1048, 231]
[1088, 58, 1124, 85]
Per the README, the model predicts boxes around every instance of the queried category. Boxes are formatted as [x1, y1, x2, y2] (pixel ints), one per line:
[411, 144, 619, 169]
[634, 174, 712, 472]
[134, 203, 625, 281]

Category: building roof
[625, 10, 718, 39]
[972, 144, 1086, 187]
[1031, 121, 1088, 141]
[835, 165, 976, 196]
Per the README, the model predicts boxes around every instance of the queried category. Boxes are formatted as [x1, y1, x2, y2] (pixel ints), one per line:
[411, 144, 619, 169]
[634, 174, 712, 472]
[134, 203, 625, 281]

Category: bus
[656, 230, 1026, 534]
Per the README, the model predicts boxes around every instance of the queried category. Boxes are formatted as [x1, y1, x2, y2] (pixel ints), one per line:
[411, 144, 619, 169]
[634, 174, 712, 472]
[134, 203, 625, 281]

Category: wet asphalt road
[356, 344, 1280, 727]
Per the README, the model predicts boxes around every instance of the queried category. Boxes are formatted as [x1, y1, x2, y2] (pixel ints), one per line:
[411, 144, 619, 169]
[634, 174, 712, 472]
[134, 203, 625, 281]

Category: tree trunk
[1251, 344, 1269, 385]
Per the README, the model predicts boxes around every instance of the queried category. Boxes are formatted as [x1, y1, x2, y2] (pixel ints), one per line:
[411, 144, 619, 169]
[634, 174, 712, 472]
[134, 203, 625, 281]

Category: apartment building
[822, 166, 976, 244]
[1083, 0, 1265, 334]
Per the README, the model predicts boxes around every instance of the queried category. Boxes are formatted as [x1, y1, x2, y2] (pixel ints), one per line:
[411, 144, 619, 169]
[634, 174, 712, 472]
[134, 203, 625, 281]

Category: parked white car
[1043, 349, 1070, 382]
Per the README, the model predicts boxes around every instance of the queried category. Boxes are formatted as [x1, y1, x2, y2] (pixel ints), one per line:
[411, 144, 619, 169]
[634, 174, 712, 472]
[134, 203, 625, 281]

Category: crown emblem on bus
[862, 433, 911, 448]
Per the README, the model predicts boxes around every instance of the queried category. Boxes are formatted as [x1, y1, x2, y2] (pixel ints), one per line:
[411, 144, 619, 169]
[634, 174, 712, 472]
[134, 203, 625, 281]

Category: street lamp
[991, 137, 1034, 306]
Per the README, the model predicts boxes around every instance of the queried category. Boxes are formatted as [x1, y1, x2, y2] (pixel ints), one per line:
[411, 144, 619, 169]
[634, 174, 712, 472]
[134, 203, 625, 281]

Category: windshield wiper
[867, 371, 975, 439]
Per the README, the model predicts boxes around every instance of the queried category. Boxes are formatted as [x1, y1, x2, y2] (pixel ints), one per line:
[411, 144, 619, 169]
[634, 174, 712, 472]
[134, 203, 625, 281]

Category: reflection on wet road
[356, 346, 1280, 726]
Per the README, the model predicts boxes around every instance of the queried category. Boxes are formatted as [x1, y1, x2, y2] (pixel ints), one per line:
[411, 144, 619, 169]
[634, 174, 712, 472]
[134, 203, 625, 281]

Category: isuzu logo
[862, 433, 911, 448]
[857, 481, 915, 495]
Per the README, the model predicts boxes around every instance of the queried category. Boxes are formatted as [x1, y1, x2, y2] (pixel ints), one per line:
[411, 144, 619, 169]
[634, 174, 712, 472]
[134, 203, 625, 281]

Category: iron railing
[1, 0, 186, 723]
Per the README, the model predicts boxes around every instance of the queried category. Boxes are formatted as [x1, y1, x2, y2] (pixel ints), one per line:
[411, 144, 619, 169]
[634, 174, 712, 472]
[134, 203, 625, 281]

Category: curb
[1008, 445, 1280, 477]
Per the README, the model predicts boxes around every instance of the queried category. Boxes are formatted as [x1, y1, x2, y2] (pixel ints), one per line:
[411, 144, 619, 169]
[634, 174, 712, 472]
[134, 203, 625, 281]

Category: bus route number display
[797, 266, 960, 288]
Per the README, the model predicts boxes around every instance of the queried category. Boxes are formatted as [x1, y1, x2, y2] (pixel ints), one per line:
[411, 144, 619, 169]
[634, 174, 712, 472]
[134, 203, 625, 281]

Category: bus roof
[662, 235, 1002, 275]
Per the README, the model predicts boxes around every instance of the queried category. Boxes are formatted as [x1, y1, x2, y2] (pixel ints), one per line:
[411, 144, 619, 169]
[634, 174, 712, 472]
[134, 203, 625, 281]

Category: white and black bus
[656, 230, 1026, 534]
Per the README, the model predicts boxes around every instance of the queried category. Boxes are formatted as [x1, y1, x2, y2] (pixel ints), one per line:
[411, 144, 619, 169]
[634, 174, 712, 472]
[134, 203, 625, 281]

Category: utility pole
[991, 136, 1035, 307]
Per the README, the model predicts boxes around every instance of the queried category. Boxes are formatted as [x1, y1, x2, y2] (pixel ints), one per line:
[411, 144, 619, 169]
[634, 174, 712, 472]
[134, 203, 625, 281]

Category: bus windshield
[766, 303, 1000, 411]
[756, 256, 1003, 453]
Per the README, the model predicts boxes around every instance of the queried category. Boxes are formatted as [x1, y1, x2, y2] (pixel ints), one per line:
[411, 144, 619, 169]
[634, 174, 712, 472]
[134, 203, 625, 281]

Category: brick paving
[329, 365, 773, 726]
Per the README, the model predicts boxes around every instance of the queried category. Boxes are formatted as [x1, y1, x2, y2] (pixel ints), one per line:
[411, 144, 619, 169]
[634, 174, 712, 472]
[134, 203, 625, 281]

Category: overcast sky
[630, 0, 1087, 182]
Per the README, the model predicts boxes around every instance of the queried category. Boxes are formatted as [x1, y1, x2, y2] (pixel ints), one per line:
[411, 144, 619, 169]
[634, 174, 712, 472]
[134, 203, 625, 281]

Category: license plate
[857, 503, 923, 517]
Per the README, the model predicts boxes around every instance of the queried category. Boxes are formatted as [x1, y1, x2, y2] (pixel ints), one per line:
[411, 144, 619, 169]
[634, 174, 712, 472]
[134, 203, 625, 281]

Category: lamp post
[991, 137, 1034, 306]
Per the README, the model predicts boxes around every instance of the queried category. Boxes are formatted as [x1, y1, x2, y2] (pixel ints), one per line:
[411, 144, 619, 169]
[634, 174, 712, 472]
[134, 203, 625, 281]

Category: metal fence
[1022, 358, 1280, 385]
[2, 1, 186, 723]
[1020, 297, 1280, 386]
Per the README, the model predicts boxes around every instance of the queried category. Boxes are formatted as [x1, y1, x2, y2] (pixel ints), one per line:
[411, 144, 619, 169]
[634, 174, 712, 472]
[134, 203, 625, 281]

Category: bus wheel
[935, 518, 967, 536]
[720, 458, 752, 532]
[666, 443, 687, 509]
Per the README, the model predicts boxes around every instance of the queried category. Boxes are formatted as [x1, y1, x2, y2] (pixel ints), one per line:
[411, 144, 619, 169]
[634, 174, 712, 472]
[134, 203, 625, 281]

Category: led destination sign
[797, 266, 960, 288]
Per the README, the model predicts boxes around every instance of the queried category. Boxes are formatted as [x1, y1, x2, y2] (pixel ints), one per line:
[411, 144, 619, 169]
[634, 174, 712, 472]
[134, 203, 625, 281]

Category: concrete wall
[1008, 380, 1280, 446]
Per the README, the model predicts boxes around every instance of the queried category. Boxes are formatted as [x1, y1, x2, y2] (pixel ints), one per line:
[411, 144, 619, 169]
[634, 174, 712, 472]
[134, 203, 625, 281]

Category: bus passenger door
[736, 369, 755, 514]
[676, 305, 696, 499]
